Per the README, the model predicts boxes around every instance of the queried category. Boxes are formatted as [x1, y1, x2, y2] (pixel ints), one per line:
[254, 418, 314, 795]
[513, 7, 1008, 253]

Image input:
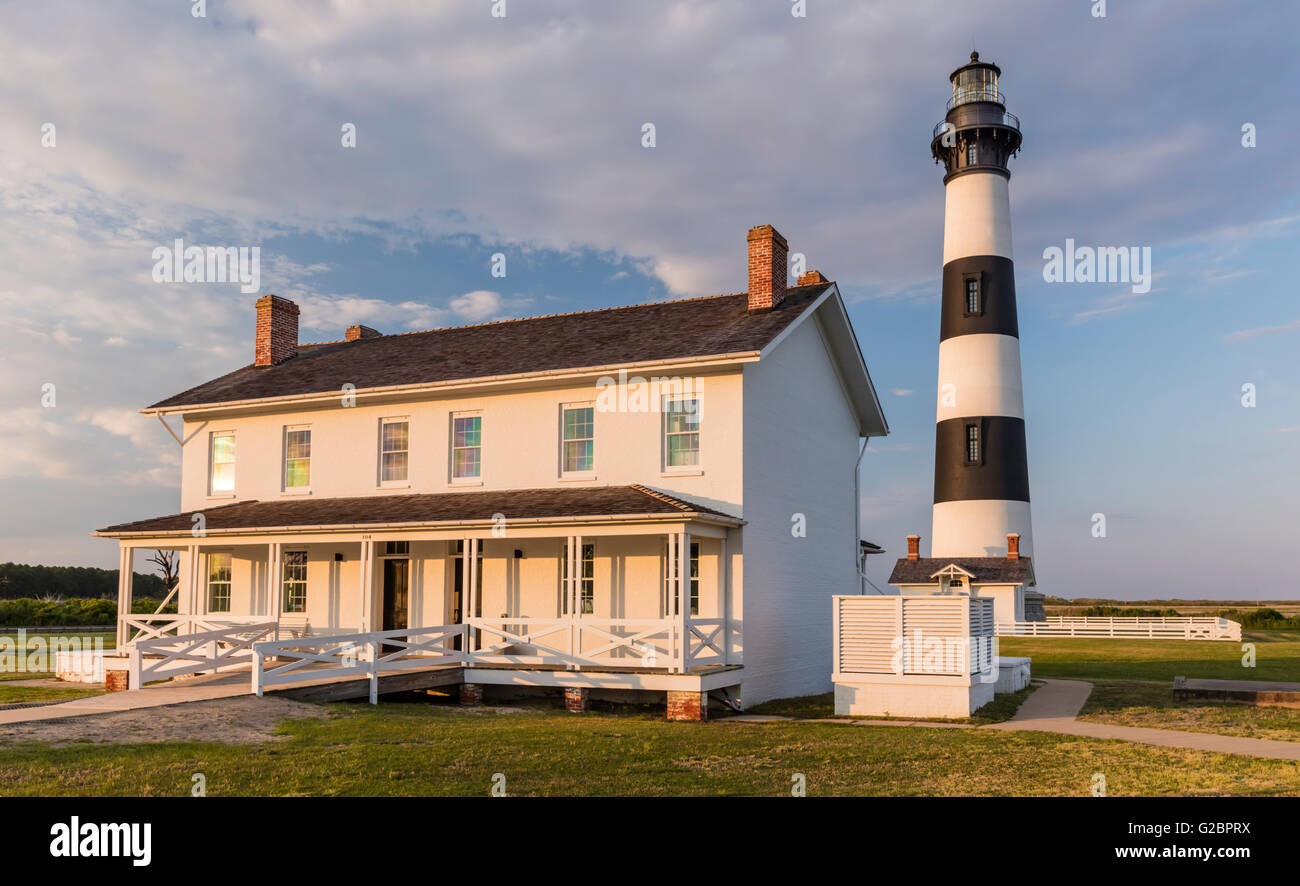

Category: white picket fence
[996, 616, 1241, 641]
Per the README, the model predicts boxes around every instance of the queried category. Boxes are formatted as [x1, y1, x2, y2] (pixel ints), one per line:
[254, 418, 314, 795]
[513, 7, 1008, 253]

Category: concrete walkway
[0, 670, 254, 725]
[989, 678, 1300, 761]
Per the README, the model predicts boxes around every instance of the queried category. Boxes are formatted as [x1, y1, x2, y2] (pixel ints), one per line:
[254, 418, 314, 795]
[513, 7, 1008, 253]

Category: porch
[107, 516, 742, 697]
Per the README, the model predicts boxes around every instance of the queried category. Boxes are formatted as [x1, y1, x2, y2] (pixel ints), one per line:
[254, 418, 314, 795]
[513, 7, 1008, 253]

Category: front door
[382, 558, 409, 633]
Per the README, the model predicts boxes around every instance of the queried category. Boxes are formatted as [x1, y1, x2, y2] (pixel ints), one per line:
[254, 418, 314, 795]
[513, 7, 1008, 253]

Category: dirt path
[0, 695, 330, 745]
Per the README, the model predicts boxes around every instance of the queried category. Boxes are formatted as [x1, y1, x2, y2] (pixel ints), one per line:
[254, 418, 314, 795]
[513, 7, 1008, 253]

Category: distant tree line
[0, 562, 170, 601]
[0, 597, 175, 627]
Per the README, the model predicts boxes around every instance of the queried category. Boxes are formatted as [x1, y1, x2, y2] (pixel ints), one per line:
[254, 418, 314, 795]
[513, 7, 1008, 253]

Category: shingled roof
[94, 484, 742, 536]
[888, 557, 1035, 585]
[148, 284, 831, 410]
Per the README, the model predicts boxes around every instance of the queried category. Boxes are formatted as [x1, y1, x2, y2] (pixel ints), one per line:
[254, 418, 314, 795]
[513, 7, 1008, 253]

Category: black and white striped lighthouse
[928, 53, 1032, 559]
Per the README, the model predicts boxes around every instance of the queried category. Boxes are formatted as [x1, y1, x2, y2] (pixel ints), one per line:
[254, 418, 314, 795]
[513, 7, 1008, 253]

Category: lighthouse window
[966, 424, 980, 463]
[965, 278, 981, 314]
[967, 145, 977, 166]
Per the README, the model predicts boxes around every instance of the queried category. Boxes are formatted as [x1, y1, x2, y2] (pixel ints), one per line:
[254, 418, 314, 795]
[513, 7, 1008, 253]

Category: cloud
[1225, 319, 1300, 343]
[891, 388, 914, 397]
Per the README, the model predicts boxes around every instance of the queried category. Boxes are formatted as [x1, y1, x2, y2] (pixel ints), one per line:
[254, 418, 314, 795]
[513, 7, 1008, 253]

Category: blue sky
[0, 1, 1296, 600]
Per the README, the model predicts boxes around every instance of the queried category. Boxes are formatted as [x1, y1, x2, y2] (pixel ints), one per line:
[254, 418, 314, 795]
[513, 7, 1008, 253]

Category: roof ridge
[373, 292, 748, 342]
[310, 283, 829, 345]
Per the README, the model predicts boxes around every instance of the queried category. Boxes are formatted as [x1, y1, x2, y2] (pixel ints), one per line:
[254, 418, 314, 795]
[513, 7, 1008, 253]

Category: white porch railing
[253, 625, 469, 703]
[467, 616, 728, 672]
[996, 616, 1241, 641]
[247, 616, 732, 704]
[685, 618, 725, 668]
[128, 621, 277, 689]
[120, 614, 271, 647]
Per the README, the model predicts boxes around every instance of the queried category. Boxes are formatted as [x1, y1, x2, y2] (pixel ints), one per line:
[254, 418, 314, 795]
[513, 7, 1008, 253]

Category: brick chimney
[747, 224, 788, 313]
[906, 534, 920, 561]
[1007, 533, 1020, 560]
[345, 324, 381, 342]
[255, 295, 299, 367]
[797, 270, 828, 286]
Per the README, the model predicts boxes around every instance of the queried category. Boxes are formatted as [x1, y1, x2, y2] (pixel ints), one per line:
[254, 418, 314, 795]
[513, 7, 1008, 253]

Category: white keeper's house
[95, 224, 888, 718]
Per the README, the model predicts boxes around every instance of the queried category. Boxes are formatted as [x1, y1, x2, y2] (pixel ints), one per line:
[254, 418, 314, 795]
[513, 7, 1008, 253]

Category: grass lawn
[998, 631, 1300, 743]
[0, 684, 102, 705]
[0, 631, 114, 682]
[0, 631, 111, 704]
[2, 702, 1299, 797]
[746, 684, 1036, 725]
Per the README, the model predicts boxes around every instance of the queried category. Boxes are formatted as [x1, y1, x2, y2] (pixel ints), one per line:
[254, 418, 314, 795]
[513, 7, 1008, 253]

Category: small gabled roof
[889, 557, 1035, 586]
[93, 484, 742, 538]
[148, 284, 833, 411]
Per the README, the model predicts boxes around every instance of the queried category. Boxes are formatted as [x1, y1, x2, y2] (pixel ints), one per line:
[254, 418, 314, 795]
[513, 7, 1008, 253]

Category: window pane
[286, 430, 310, 459]
[382, 421, 408, 452]
[667, 432, 700, 467]
[563, 440, 593, 473]
[211, 461, 235, 493]
[212, 435, 235, 463]
[666, 399, 700, 433]
[285, 458, 310, 488]
[454, 416, 480, 448]
[563, 407, 593, 440]
[453, 448, 480, 478]
[382, 451, 408, 483]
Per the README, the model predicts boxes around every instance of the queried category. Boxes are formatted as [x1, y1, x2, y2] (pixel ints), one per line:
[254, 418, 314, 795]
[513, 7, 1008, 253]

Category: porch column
[677, 529, 690, 673]
[358, 539, 375, 633]
[116, 544, 134, 648]
[186, 543, 200, 620]
[267, 542, 282, 637]
[468, 537, 479, 652]
[719, 535, 729, 665]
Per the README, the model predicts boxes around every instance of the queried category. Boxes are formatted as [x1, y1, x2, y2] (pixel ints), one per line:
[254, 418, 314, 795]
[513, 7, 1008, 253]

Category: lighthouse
[928, 52, 1033, 561]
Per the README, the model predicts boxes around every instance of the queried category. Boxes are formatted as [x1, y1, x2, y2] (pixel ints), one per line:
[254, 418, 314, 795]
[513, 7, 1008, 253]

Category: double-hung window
[207, 552, 232, 613]
[562, 542, 595, 615]
[451, 414, 482, 480]
[284, 427, 311, 491]
[664, 397, 701, 469]
[561, 404, 594, 475]
[666, 542, 701, 616]
[282, 550, 308, 613]
[209, 432, 235, 495]
[380, 418, 409, 485]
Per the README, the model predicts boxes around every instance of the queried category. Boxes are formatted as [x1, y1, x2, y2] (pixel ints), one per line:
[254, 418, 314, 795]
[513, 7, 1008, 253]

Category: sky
[0, 1, 1296, 601]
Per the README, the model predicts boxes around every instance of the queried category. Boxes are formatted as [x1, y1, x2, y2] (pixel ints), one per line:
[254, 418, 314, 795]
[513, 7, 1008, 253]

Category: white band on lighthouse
[942, 172, 1013, 264]
[935, 333, 1025, 422]
[932, 500, 1034, 558]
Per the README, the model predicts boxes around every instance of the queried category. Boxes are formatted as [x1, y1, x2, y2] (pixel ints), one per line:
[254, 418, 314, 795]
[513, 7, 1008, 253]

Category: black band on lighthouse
[940, 255, 1018, 341]
[933, 416, 1030, 504]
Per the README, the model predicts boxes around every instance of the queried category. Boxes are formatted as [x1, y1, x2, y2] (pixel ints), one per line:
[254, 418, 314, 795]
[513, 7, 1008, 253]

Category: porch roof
[94, 484, 743, 538]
